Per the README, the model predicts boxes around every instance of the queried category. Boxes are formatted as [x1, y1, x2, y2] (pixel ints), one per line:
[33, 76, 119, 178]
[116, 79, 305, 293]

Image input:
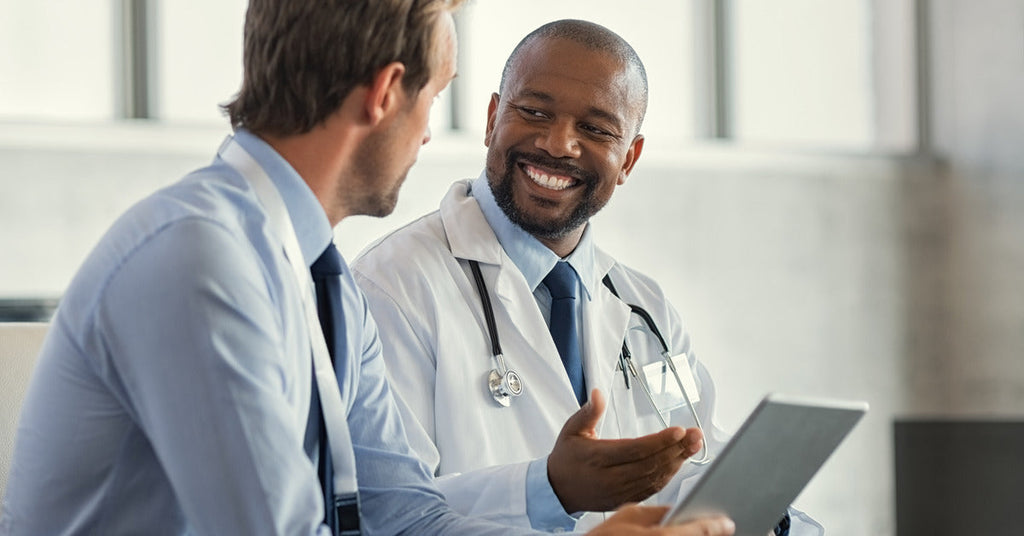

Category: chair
[0, 322, 48, 500]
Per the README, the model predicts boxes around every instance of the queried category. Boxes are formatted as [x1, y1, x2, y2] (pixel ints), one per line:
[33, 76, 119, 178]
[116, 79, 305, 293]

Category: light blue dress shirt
[0, 131, 539, 536]
[469, 172, 597, 528]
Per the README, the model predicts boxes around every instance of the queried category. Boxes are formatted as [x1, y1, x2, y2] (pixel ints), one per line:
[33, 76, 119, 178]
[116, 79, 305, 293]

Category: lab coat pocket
[631, 353, 701, 426]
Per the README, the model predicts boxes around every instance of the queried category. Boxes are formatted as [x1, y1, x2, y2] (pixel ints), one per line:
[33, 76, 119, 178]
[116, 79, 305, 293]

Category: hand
[586, 504, 735, 536]
[548, 389, 704, 513]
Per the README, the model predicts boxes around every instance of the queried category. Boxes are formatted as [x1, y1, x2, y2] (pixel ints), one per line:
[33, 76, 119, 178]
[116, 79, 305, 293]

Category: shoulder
[352, 209, 450, 286]
[62, 167, 276, 322]
[599, 248, 669, 305]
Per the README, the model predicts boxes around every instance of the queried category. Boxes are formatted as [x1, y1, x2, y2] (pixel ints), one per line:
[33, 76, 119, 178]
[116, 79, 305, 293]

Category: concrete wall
[917, 0, 1024, 416]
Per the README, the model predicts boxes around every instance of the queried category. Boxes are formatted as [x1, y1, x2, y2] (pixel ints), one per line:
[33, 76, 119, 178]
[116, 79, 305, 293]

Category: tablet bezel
[661, 393, 868, 533]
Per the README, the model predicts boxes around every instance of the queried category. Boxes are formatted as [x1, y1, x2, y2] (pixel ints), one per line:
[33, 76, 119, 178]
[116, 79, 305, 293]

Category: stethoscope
[467, 260, 711, 465]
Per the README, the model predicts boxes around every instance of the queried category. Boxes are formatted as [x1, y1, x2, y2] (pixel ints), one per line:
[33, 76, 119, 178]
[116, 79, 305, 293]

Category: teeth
[525, 165, 573, 191]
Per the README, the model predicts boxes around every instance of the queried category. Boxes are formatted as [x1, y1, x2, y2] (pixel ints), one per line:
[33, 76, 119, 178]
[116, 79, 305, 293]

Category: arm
[100, 219, 328, 535]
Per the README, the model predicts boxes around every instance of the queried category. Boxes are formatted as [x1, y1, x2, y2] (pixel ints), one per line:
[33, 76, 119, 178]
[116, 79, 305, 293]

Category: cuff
[525, 456, 579, 532]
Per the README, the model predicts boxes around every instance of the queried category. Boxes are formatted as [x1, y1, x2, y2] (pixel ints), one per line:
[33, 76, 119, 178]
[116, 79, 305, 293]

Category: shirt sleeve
[98, 218, 330, 535]
[526, 457, 581, 530]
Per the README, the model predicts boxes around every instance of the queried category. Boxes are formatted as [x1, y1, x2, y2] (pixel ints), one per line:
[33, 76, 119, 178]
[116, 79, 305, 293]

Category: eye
[510, 104, 549, 120]
[580, 123, 621, 140]
[581, 124, 612, 136]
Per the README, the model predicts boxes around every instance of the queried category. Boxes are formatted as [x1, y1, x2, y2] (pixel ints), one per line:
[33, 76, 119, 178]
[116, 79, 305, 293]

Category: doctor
[352, 19, 821, 534]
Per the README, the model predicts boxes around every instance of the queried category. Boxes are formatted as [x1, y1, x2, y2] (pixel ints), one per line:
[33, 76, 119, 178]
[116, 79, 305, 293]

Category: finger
[583, 426, 689, 466]
[661, 516, 736, 536]
[606, 504, 668, 526]
[598, 454, 689, 504]
[591, 432, 702, 503]
[679, 427, 704, 458]
[558, 388, 607, 439]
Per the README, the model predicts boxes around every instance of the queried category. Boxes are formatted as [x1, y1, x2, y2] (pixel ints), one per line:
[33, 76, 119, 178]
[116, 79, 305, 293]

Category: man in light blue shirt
[0, 1, 736, 536]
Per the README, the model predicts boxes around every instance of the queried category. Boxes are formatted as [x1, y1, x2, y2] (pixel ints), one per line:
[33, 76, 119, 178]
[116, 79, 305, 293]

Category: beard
[488, 149, 605, 240]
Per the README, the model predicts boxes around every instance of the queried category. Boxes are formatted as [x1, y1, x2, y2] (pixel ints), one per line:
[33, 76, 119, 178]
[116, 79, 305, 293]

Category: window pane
[456, 0, 695, 149]
[729, 0, 874, 149]
[156, 0, 247, 123]
[0, 1, 115, 121]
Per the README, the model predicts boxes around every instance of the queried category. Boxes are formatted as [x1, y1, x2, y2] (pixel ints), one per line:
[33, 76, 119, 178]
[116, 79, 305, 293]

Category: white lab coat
[352, 180, 822, 534]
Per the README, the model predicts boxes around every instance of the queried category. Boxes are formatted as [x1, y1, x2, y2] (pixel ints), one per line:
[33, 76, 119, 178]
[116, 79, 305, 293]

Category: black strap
[774, 512, 791, 536]
[335, 493, 361, 536]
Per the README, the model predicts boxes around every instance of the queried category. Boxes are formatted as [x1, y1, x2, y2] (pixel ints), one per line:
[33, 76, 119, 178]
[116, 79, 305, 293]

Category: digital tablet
[662, 393, 868, 534]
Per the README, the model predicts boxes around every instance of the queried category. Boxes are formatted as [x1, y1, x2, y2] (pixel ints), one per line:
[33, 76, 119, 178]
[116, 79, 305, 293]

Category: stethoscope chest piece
[489, 363, 523, 407]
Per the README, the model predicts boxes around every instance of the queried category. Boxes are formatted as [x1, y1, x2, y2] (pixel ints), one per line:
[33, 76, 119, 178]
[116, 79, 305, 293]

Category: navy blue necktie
[310, 242, 360, 536]
[543, 262, 587, 406]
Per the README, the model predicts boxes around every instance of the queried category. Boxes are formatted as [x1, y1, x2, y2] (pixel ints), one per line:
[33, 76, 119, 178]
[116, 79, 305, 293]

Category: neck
[537, 226, 585, 259]
[258, 115, 359, 227]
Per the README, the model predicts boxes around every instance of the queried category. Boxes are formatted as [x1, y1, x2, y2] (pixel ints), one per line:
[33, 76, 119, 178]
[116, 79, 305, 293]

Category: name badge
[639, 353, 701, 414]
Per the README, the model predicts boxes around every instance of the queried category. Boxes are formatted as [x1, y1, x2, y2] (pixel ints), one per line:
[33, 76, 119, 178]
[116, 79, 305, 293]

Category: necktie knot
[543, 262, 578, 300]
[312, 242, 345, 276]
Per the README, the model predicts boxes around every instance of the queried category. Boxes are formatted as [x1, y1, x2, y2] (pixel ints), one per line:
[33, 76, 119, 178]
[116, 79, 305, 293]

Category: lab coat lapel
[440, 180, 583, 413]
[584, 251, 631, 438]
[490, 265, 584, 411]
[441, 180, 502, 264]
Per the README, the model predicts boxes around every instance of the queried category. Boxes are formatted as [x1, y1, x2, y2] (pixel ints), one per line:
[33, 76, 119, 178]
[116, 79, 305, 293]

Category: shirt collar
[470, 171, 597, 300]
[231, 129, 334, 268]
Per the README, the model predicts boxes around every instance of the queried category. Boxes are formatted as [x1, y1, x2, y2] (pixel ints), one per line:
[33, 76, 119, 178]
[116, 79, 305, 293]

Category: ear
[617, 134, 645, 185]
[364, 62, 407, 125]
[483, 92, 500, 147]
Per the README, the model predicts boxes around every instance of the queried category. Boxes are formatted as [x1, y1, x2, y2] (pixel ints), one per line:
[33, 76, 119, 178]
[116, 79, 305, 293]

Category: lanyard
[218, 135, 359, 497]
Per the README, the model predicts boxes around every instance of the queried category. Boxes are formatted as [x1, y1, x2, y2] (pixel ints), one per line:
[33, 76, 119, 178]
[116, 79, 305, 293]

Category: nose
[535, 119, 580, 158]
[422, 124, 432, 145]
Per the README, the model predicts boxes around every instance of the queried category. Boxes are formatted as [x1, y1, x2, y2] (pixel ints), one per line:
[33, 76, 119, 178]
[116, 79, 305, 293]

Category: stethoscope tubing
[603, 275, 711, 465]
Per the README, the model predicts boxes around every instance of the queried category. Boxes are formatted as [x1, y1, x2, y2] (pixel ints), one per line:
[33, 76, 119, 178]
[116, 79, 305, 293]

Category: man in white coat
[352, 19, 821, 534]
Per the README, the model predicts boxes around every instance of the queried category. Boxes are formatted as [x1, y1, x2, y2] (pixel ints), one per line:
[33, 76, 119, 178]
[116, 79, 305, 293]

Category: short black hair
[499, 19, 648, 134]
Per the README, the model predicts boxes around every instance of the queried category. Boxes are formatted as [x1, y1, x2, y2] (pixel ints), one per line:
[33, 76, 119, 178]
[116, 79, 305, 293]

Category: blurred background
[1, 1, 1022, 534]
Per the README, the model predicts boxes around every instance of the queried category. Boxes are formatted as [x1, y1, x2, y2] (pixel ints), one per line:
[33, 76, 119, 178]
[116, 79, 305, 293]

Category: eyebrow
[514, 89, 625, 131]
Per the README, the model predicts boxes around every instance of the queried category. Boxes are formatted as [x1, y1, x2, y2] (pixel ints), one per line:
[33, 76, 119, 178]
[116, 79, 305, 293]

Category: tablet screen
[662, 393, 867, 534]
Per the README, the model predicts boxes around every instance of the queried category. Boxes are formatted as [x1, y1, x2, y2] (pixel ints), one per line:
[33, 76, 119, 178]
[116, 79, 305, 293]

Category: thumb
[559, 389, 606, 439]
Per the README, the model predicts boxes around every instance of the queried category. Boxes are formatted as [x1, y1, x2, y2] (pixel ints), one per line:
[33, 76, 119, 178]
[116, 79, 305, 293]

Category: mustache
[508, 150, 597, 184]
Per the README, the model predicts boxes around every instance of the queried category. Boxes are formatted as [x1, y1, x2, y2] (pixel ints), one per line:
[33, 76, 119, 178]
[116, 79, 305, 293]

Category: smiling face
[484, 36, 645, 255]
